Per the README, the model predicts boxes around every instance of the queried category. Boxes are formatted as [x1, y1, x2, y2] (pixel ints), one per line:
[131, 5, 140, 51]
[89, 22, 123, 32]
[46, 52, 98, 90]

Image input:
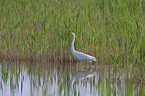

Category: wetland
[0, 62, 144, 96]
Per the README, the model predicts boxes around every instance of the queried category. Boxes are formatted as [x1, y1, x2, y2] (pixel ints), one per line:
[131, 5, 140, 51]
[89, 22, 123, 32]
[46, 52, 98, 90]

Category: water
[0, 62, 144, 96]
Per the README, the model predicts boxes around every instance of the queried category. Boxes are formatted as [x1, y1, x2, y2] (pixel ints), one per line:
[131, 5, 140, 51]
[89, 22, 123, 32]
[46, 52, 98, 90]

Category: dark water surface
[0, 62, 144, 96]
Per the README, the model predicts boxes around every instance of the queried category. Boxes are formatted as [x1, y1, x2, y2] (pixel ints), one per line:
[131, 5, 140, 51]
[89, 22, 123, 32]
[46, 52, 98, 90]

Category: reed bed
[0, 0, 145, 67]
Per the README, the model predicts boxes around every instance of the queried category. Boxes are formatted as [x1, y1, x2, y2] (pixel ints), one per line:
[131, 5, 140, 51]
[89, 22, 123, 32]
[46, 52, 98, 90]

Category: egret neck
[71, 33, 75, 53]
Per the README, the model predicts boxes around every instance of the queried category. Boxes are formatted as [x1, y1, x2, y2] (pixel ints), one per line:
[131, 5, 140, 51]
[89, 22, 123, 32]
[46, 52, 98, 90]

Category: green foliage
[0, 0, 145, 65]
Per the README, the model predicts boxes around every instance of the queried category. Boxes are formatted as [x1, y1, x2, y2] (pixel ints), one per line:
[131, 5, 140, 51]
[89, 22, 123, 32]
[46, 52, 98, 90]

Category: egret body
[67, 33, 96, 63]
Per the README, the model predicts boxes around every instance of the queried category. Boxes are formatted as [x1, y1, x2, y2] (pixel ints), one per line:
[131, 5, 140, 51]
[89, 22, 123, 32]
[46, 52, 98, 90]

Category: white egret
[66, 33, 96, 63]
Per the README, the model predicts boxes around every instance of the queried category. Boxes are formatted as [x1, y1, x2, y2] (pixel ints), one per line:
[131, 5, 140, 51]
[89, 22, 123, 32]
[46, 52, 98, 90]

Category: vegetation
[0, 0, 145, 84]
[0, 0, 145, 62]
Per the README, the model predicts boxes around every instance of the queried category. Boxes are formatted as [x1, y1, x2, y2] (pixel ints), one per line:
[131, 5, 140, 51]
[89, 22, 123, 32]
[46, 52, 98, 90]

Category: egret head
[66, 33, 75, 36]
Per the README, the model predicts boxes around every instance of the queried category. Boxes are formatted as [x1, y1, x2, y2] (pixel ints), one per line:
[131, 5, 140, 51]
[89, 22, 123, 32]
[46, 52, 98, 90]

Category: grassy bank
[0, 0, 145, 65]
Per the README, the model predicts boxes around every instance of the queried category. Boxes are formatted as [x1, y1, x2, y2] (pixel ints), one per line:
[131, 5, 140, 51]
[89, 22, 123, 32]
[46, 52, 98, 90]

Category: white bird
[66, 33, 96, 63]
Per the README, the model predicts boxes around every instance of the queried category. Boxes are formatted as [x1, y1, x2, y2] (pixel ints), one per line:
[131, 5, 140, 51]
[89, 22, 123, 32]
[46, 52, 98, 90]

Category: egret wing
[74, 51, 96, 62]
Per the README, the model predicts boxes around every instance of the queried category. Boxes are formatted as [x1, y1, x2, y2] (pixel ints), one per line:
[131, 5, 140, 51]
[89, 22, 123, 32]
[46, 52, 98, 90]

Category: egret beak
[66, 33, 71, 34]
[66, 33, 74, 35]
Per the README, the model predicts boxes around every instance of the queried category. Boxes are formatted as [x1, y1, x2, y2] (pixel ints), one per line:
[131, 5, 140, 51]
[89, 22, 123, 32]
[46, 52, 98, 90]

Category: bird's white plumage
[72, 51, 96, 62]
[67, 33, 96, 63]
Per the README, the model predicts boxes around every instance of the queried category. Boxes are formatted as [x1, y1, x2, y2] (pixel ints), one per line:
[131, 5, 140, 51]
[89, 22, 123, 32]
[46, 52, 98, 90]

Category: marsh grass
[0, 0, 145, 81]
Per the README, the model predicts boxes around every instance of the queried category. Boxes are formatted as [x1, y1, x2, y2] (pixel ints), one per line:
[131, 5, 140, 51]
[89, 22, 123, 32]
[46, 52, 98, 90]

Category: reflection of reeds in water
[0, 62, 145, 96]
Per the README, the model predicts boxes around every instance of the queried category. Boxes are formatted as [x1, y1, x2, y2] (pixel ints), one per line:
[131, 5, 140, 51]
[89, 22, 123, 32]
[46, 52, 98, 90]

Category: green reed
[0, 0, 145, 68]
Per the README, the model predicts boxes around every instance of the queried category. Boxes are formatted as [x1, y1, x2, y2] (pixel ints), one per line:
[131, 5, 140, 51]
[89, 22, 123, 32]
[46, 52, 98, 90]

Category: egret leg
[80, 66, 83, 71]
[80, 61, 84, 71]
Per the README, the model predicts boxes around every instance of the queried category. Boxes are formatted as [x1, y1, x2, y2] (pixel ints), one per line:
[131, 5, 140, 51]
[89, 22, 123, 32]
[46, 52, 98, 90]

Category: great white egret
[66, 33, 96, 63]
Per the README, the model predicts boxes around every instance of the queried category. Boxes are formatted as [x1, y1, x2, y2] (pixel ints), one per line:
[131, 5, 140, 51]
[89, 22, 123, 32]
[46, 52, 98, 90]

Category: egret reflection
[70, 71, 96, 95]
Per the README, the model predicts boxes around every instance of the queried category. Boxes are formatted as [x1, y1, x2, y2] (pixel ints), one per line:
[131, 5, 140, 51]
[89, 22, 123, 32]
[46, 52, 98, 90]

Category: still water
[0, 62, 144, 96]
